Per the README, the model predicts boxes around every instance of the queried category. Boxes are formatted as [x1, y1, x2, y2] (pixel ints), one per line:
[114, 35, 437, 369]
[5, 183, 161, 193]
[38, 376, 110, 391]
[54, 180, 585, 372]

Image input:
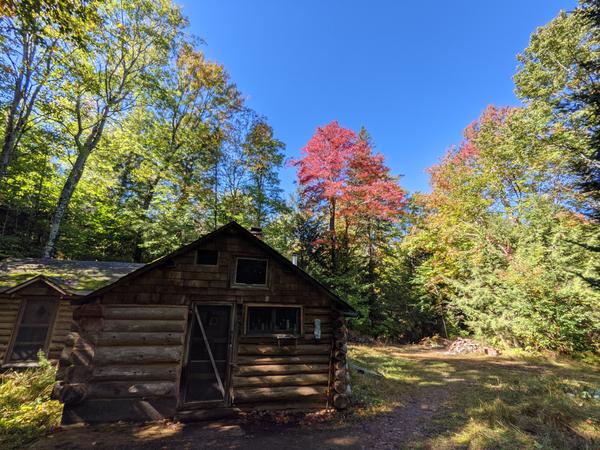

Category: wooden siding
[57, 227, 343, 423]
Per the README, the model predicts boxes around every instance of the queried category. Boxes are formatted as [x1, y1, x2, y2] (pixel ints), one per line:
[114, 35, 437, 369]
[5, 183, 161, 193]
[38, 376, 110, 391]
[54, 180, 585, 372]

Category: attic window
[7, 299, 57, 362]
[246, 306, 301, 336]
[196, 249, 218, 265]
[234, 258, 267, 286]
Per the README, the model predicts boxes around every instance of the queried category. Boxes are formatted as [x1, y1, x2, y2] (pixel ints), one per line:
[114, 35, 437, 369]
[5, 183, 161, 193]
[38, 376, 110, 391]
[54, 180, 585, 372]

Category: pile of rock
[446, 338, 500, 356]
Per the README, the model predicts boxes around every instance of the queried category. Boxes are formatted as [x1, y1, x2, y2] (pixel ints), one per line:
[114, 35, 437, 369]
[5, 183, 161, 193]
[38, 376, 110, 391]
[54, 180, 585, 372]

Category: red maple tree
[292, 121, 405, 269]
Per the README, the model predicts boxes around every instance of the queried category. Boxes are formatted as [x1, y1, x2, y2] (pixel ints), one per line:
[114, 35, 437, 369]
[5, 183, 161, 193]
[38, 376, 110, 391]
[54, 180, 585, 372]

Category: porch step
[175, 407, 241, 422]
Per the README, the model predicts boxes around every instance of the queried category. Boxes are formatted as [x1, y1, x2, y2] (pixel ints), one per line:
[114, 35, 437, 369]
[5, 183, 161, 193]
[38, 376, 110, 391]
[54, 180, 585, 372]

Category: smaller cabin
[54, 222, 356, 423]
[0, 276, 75, 367]
[0, 259, 142, 368]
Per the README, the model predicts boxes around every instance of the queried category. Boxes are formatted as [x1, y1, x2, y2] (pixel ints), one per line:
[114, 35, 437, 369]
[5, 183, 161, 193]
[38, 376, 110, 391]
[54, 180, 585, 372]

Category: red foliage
[292, 121, 405, 223]
[428, 105, 513, 193]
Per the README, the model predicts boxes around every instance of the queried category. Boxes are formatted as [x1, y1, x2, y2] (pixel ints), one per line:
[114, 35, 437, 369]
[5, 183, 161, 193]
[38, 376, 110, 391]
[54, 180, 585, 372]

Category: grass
[0, 354, 62, 450]
[348, 344, 600, 449]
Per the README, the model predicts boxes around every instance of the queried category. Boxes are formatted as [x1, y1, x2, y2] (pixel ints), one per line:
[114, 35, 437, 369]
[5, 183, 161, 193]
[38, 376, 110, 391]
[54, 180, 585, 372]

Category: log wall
[0, 280, 74, 365]
[56, 228, 348, 423]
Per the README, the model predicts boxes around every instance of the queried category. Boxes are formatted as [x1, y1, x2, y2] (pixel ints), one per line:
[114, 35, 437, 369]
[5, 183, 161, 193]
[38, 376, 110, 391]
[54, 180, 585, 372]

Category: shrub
[0, 353, 62, 449]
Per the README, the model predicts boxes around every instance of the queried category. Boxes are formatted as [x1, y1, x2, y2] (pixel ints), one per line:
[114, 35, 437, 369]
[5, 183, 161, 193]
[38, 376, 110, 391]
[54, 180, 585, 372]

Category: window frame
[4, 297, 59, 366]
[243, 303, 303, 337]
[232, 257, 269, 288]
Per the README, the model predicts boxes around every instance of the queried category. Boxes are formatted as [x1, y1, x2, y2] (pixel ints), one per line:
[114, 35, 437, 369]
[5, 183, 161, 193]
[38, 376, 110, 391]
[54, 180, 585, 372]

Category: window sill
[245, 333, 301, 339]
[2, 362, 41, 369]
[231, 283, 269, 289]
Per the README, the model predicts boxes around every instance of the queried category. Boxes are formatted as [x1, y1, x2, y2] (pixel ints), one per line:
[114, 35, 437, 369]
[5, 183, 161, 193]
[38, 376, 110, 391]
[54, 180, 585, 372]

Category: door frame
[179, 302, 236, 409]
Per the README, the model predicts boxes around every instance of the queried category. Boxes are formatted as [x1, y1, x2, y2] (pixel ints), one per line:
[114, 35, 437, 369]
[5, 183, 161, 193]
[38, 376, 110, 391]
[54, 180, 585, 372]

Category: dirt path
[29, 346, 599, 450]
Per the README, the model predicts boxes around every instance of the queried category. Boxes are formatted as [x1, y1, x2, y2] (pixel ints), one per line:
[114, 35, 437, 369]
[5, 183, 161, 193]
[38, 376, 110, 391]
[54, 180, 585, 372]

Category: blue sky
[179, 0, 577, 194]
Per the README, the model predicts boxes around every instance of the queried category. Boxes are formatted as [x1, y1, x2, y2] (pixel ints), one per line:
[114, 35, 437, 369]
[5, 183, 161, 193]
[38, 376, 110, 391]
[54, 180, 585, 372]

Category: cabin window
[196, 249, 218, 265]
[7, 299, 57, 362]
[246, 306, 301, 336]
[234, 258, 268, 286]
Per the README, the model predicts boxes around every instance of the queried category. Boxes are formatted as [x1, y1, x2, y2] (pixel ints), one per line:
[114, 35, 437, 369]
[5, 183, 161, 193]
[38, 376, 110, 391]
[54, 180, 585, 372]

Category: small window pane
[21, 300, 54, 324]
[9, 344, 42, 361]
[274, 308, 300, 334]
[247, 306, 300, 335]
[235, 259, 267, 285]
[9, 299, 56, 362]
[16, 325, 49, 343]
[196, 249, 218, 265]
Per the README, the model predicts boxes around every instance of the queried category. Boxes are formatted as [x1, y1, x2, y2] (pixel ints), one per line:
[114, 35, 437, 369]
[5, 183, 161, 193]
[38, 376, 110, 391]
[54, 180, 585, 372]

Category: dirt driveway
[29, 346, 600, 450]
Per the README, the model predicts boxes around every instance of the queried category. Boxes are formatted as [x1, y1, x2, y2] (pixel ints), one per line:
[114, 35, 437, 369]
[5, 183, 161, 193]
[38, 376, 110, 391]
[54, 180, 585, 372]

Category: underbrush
[349, 344, 600, 449]
[0, 354, 62, 449]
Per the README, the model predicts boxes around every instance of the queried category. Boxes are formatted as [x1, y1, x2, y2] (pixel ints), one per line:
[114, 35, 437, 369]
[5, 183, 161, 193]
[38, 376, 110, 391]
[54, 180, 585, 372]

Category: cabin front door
[182, 304, 233, 405]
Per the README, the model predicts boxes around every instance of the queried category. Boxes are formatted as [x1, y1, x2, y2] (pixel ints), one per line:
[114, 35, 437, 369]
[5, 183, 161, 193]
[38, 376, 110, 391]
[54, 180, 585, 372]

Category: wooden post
[330, 310, 349, 410]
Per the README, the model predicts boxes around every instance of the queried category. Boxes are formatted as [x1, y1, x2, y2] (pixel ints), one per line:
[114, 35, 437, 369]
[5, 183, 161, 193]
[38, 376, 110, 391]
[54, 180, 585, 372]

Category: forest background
[0, 0, 598, 355]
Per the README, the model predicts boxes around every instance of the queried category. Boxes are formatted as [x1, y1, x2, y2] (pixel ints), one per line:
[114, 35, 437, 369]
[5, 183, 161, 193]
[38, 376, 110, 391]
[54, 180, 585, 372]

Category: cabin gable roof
[80, 222, 356, 314]
[1, 274, 75, 297]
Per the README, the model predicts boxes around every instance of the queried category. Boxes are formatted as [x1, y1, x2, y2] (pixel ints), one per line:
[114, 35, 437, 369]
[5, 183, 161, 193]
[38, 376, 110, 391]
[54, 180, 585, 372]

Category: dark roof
[0, 258, 144, 294]
[81, 222, 357, 314]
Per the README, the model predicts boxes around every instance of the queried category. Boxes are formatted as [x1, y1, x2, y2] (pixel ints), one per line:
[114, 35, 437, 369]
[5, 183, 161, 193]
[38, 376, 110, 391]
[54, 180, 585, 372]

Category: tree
[243, 120, 285, 227]
[293, 121, 359, 271]
[42, 0, 185, 257]
[293, 121, 406, 333]
[0, 0, 96, 184]
[122, 41, 241, 261]
[514, 5, 599, 218]
[405, 105, 599, 352]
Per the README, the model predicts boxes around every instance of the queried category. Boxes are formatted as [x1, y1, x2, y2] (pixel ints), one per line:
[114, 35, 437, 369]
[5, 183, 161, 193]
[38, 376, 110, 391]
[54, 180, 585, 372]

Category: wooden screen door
[182, 304, 232, 404]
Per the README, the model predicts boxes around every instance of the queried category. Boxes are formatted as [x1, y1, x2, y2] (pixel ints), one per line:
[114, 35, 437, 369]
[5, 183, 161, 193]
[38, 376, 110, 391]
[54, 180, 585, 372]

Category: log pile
[330, 311, 350, 410]
[446, 338, 499, 356]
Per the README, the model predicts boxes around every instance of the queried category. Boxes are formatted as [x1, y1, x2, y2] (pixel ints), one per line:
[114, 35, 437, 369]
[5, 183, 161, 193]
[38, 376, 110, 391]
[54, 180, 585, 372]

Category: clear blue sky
[179, 0, 577, 194]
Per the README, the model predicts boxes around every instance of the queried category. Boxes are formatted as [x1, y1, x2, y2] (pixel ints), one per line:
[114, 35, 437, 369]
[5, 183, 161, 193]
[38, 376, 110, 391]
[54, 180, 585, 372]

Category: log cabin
[53, 221, 356, 424]
[0, 259, 143, 368]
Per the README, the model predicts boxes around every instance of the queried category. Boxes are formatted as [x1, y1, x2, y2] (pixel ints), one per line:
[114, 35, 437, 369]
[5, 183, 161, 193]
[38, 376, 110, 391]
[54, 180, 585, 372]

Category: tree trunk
[330, 197, 337, 272]
[43, 146, 92, 257]
[43, 105, 109, 257]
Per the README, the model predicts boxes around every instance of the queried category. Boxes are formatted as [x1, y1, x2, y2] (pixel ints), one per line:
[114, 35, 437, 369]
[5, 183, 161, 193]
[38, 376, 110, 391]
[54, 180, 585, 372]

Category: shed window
[8, 299, 56, 362]
[235, 258, 267, 285]
[196, 249, 218, 265]
[246, 306, 300, 335]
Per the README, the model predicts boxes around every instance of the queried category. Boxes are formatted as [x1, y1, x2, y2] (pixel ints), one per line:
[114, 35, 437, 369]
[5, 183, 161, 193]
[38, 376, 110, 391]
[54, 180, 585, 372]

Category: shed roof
[0, 258, 144, 295]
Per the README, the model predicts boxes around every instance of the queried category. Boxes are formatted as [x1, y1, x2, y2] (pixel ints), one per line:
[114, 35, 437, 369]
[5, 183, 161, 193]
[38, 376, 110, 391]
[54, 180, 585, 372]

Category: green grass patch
[348, 344, 600, 449]
[0, 354, 62, 449]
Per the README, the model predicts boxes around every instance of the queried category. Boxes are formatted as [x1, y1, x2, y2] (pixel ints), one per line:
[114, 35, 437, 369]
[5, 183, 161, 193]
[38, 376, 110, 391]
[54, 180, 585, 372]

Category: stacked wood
[330, 310, 350, 410]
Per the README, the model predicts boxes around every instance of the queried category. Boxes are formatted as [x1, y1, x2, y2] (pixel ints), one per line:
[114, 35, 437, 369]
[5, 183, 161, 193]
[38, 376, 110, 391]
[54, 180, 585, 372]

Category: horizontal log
[234, 385, 328, 403]
[94, 346, 182, 365]
[233, 373, 329, 388]
[88, 381, 176, 399]
[236, 355, 330, 366]
[236, 363, 329, 376]
[61, 398, 177, 424]
[236, 400, 327, 412]
[102, 306, 187, 321]
[237, 336, 330, 345]
[237, 344, 331, 356]
[103, 320, 186, 333]
[92, 365, 179, 381]
[95, 332, 184, 346]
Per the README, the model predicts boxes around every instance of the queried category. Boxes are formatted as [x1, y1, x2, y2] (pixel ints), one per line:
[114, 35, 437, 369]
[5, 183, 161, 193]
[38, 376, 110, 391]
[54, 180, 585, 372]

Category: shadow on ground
[30, 345, 600, 450]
